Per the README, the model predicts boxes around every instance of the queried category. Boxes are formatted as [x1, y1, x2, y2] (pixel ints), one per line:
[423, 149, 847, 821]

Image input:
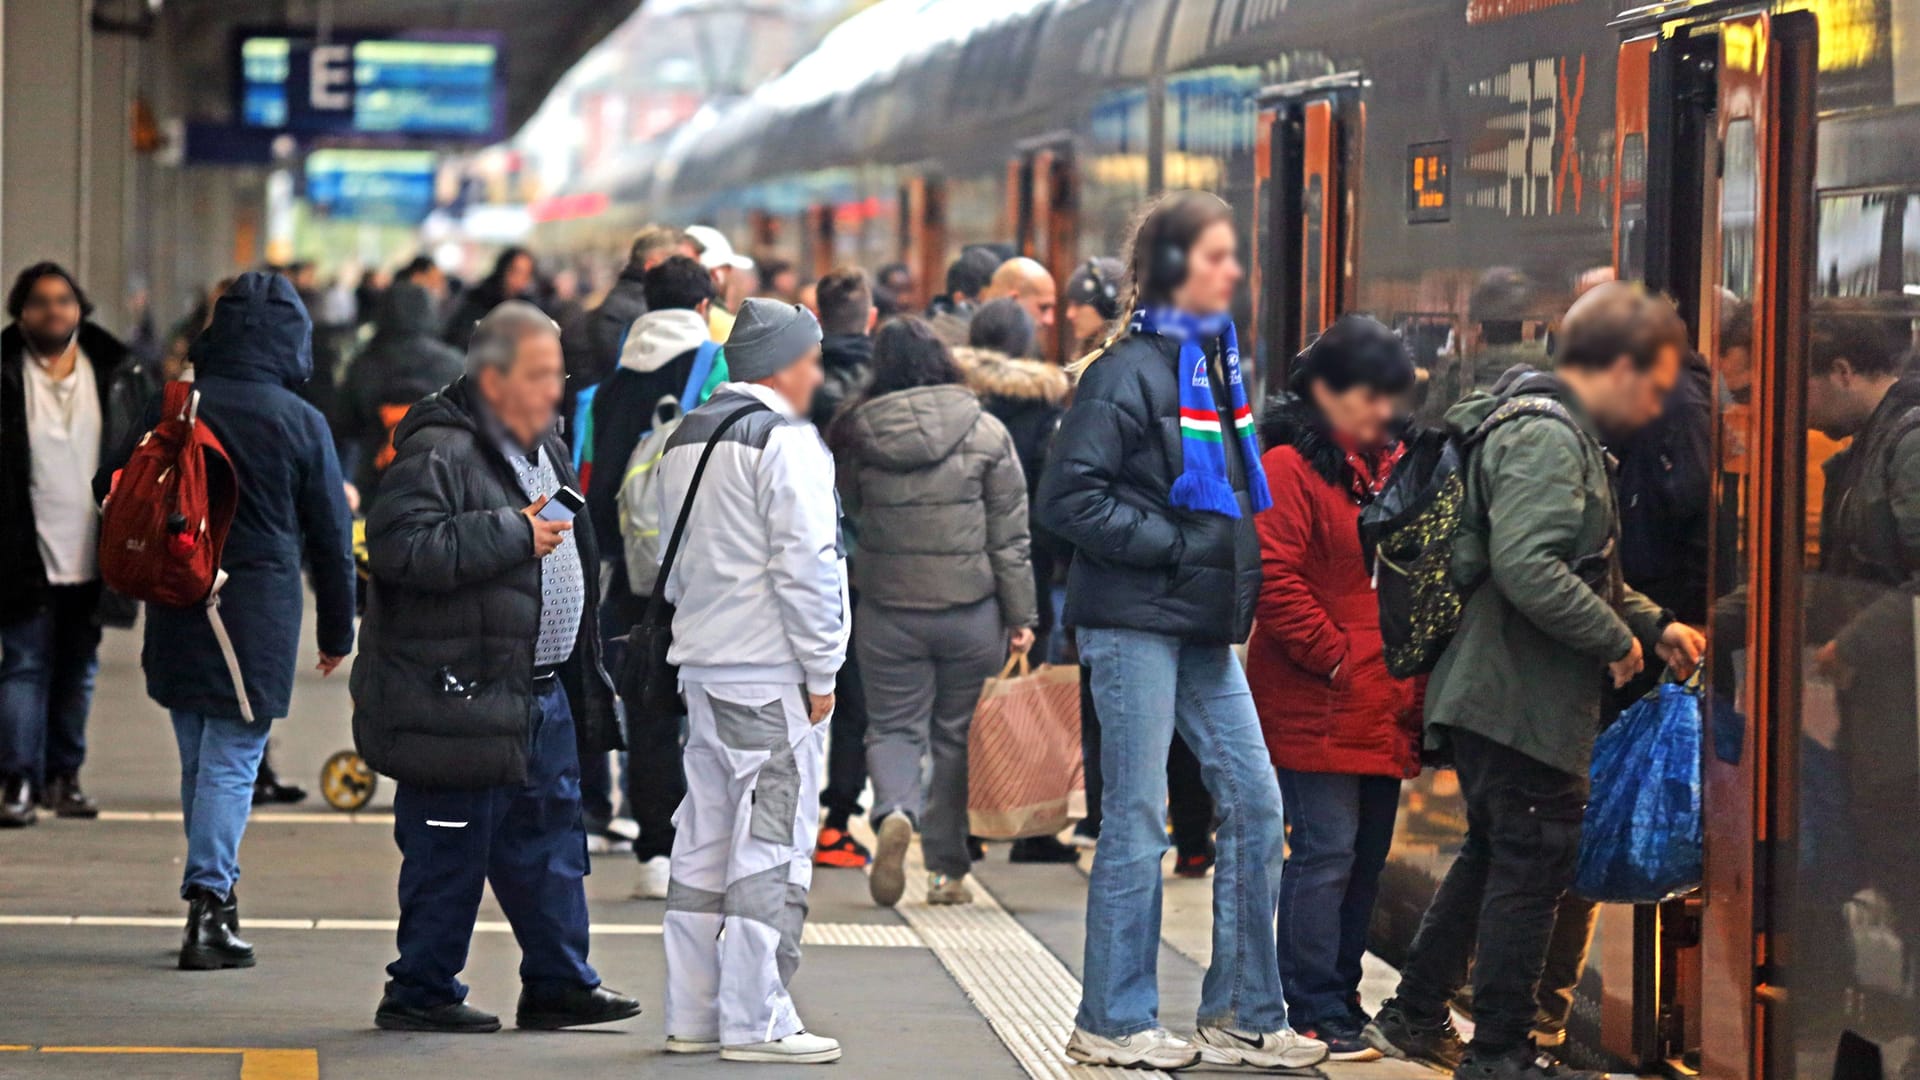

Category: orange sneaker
[813, 826, 871, 868]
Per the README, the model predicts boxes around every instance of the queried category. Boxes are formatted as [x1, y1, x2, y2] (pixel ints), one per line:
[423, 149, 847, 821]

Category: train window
[1818, 191, 1920, 298]
[1302, 173, 1325, 339]
[1618, 134, 1648, 282]
[1722, 118, 1758, 299]
[1406, 141, 1450, 223]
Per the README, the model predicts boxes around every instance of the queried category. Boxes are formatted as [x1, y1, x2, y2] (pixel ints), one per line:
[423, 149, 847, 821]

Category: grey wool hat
[724, 297, 822, 382]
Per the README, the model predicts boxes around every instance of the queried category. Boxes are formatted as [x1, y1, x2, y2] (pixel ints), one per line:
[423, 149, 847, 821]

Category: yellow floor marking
[22, 1046, 317, 1079]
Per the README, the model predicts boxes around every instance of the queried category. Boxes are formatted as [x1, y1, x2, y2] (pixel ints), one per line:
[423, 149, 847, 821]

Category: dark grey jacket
[837, 384, 1036, 628]
[351, 376, 619, 789]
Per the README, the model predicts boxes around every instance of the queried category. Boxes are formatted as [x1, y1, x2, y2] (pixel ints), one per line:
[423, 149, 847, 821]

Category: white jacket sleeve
[756, 422, 849, 694]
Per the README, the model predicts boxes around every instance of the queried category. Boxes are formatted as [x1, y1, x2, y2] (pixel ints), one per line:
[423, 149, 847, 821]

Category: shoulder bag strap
[644, 401, 771, 620]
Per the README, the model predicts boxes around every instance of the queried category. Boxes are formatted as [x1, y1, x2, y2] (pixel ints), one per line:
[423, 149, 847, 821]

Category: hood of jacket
[844, 384, 982, 470]
[391, 375, 483, 456]
[1257, 395, 1347, 483]
[372, 280, 440, 340]
[954, 346, 1071, 407]
[618, 307, 709, 374]
[1442, 362, 1594, 439]
[192, 271, 312, 388]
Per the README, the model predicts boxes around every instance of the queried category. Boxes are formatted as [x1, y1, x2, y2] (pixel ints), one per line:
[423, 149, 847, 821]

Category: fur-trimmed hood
[1258, 395, 1349, 489]
[952, 346, 1072, 406]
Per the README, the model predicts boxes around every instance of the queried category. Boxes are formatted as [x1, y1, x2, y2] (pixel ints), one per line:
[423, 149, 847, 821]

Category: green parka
[1424, 368, 1671, 777]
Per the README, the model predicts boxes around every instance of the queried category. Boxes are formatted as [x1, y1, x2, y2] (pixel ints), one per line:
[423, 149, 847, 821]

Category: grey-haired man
[354, 300, 638, 1035]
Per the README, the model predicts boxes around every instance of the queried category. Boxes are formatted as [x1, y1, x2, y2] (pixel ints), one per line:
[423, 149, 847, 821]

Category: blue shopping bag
[1574, 677, 1704, 903]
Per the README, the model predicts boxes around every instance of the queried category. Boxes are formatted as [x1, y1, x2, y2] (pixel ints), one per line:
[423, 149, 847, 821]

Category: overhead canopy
[156, 0, 646, 138]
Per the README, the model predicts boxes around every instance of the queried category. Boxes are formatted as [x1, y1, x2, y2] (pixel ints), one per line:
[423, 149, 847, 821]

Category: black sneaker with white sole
[1364, 997, 1466, 1072]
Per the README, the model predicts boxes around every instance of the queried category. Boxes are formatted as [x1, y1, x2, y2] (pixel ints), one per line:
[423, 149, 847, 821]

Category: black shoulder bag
[619, 401, 771, 717]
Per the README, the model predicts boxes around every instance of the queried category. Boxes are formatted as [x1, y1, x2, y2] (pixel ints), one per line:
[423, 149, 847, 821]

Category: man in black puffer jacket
[354, 301, 635, 1036]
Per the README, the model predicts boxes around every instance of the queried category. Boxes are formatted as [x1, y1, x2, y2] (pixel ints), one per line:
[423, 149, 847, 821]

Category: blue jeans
[0, 584, 102, 785]
[170, 710, 272, 899]
[386, 679, 598, 1007]
[1274, 769, 1402, 1028]
[1075, 627, 1288, 1037]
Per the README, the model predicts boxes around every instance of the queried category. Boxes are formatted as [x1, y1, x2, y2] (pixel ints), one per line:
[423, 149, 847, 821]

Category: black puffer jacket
[1039, 332, 1261, 644]
[351, 376, 619, 789]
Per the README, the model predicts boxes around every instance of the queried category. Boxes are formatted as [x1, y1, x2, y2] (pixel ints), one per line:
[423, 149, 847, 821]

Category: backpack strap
[679, 340, 724, 411]
[643, 401, 772, 622]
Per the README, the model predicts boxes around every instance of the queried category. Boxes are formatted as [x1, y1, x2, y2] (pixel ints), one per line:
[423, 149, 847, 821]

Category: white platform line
[888, 850, 1162, 1080]
[0, 914, 921, 948]
[96, 811, 392, 825]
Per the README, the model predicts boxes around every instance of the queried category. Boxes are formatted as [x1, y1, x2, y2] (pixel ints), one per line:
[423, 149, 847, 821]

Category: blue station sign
[237, 30, 504, 142]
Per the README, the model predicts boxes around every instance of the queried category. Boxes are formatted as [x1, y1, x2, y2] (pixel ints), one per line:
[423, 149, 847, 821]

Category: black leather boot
[220, 888, 241, 933]
[0, 776, 37, 828]
[44, 774, 98, 819]
[179, 888, 255, 970]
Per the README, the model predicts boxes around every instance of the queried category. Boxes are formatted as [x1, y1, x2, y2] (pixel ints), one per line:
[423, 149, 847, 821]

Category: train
[540, 1, 1920, 1076]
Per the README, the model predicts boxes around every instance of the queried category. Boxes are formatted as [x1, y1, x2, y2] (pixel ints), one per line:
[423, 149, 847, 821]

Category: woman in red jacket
[1250, 315, 1420, 1060]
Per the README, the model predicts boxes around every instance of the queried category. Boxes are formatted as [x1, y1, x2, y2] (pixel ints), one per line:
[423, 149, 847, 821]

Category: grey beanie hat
[724, 297, 822, 382]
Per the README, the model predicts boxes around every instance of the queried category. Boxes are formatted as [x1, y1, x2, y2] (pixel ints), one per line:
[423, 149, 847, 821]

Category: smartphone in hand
[536, 485, 585, 523]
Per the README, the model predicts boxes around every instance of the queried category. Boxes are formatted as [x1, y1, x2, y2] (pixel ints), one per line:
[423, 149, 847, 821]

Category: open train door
[1008, 137, 1079, 363]
[1612, 4, 1817, 1077]
[1253, 73, 1363, 399]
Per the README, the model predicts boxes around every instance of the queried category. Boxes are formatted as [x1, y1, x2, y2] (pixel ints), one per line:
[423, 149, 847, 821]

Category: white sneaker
[720, 1030, 842, 1064]
[1065, 1027, 1202, 1070]
[1192, 1026, 1328, 1071]
[926, 871, 973, 905]
[868, 812, 912, 908]
[605, 816, 641, 842]
[630, 855, 670, 900]
[665, 1035, 720, 1054]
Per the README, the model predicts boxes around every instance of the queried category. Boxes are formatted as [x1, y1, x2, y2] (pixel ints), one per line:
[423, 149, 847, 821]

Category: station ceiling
[154, 0, 646, 136]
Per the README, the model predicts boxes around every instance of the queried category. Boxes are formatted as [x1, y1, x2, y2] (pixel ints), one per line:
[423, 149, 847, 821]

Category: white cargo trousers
[664, 680, 826, 1047]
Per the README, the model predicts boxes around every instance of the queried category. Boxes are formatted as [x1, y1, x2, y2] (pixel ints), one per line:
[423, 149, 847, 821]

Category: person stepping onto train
[1040, 190, 1326, 1073]
[657, 298, 847, 1064]
[1250, 315, 1422, 1061]
[1366, 283, 1705, 1079]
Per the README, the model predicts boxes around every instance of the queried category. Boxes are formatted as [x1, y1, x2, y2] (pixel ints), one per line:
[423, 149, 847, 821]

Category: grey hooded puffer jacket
[837, 384, 1037, 627]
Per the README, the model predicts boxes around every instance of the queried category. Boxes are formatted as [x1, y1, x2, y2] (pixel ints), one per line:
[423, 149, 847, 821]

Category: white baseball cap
[684, 225, 753, 272]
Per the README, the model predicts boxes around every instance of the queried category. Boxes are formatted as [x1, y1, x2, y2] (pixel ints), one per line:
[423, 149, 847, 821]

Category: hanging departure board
[237, 30, 504, 142]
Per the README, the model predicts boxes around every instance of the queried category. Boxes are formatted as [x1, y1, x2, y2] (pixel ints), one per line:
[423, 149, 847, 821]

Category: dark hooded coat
[99, 272, 357, 720]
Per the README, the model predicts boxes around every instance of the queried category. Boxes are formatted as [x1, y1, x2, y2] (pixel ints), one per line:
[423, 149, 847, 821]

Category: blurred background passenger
[443, 246, 538, 351]
[1063, 257, 1126, 355]
[927, 247, 1002, 346]
[684, 225, 752, 342]
[335, 280, 466, 514]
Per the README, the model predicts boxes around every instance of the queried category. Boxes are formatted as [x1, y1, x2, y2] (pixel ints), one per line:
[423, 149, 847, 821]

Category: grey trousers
[857, 597, 1005, 878]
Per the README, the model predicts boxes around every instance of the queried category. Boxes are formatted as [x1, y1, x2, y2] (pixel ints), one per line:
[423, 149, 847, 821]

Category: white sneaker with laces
[665, 1035, 720, 1054]
[630, 855, 670, 900]
[719, 1030, 842, 1064]
[1065, 1026, 1203, 1070]
[1192, 1026, 1329, 1071]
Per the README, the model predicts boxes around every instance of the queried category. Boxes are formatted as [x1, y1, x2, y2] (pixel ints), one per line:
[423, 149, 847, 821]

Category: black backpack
[1360, 394, 1582, 677]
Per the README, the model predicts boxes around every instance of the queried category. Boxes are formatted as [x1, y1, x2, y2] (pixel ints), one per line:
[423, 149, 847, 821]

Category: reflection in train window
[1722, 119, 1758, 299]
[1818, 191, 1920, 298]
[1618, 133, 1647, 283]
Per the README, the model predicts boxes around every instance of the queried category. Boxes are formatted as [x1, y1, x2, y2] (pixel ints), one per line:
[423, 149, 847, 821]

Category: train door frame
[899, 172, 947, 312]
[1010, 133, 1079, 363]
[804, 203, 836, 284]
[1611, 5, 1818, 1078]
[1253, 72, 1364, 399]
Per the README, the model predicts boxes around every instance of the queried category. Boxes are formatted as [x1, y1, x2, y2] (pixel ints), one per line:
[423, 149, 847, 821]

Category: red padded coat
[1247, 418, 1421, 779]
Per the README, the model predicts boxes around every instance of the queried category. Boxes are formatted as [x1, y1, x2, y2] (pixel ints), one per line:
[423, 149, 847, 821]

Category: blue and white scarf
[1130, 308, 1271, 519]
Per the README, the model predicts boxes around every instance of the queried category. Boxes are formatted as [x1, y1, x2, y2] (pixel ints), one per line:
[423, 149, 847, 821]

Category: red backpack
[100, 381, 255, 721]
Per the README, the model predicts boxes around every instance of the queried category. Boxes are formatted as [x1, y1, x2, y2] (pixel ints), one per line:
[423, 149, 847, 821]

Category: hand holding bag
[966, 653, 1084, 840]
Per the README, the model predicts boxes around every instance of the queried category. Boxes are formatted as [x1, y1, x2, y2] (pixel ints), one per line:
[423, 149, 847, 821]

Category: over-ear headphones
[1148, 239, 1187, 294]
